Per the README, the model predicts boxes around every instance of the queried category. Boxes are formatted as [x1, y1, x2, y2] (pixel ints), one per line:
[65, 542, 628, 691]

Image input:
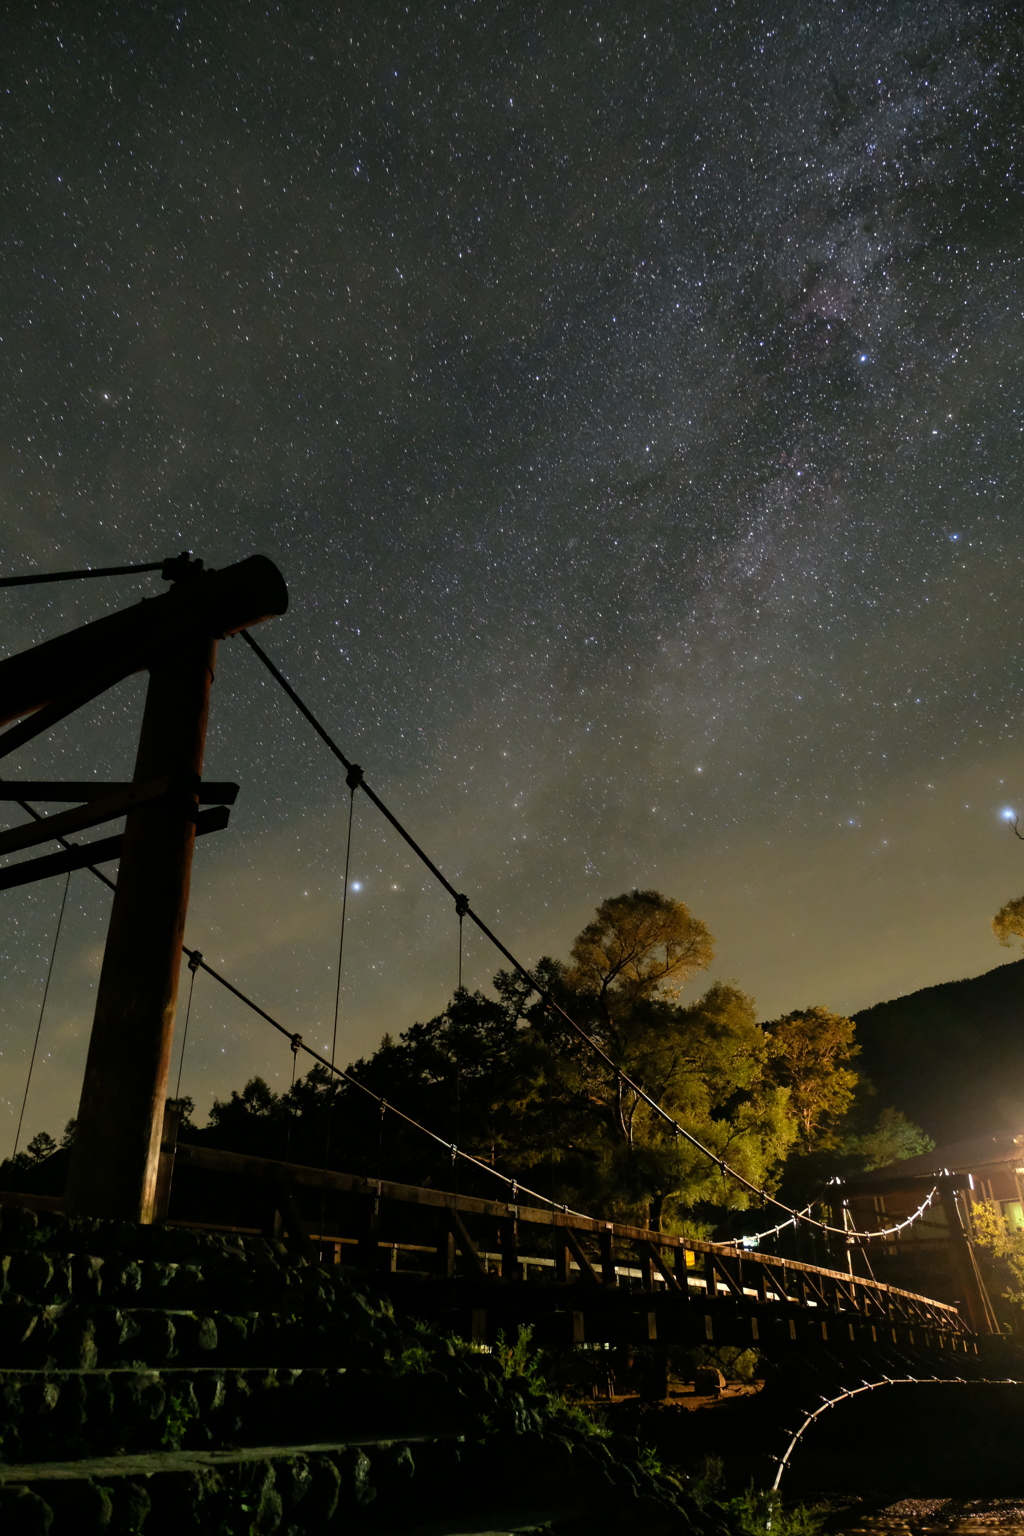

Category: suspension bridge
[0, 550, 1016, 1504]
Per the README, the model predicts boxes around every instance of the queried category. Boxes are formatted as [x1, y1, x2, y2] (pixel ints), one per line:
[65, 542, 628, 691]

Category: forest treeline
[7, 889, 931, 1236]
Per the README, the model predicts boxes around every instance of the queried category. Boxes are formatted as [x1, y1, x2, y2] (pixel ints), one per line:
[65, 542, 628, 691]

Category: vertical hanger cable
[174, 949, 201, 1102]
[319, 772, 359, 1243]
[12, 871, 71, 1161]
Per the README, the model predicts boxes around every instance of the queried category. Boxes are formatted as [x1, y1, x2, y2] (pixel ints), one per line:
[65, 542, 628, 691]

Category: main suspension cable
[179, 945, 586, 1217]
[0, 561, 164, 587]
[239, 629, 938, 1244]
[0, 553, 192, 588]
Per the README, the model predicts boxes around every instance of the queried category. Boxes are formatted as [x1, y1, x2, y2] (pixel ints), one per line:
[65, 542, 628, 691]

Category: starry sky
[2, 2, 1024, 1151]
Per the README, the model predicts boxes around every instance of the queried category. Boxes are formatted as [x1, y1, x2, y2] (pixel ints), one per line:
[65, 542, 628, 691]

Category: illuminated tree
[519, 894, 797, 1229]
[763, 1005, 859, 1152]
[992, 895, 1024, 949]
[568, 889, 715, 1016]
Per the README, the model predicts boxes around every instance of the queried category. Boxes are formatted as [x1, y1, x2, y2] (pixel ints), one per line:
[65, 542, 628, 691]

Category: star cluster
[2, 3, 1024, 1143]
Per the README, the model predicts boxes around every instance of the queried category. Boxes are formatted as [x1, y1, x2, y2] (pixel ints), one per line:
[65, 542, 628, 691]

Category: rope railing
[239, 630, 942, 1246]
[740, 1184, 940, 1248]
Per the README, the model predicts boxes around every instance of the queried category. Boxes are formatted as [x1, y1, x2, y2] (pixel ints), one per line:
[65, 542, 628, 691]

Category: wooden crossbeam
[0, 777, 171, 857]
[0, 779, 239, 804]
[0, 806, 230, 890]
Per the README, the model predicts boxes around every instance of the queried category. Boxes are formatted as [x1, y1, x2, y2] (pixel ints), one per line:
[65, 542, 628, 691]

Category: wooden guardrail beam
[170, 1140, 968, 1328]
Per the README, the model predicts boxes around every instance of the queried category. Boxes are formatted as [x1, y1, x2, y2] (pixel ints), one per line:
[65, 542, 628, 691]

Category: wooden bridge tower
[0, 554, 287, 1224]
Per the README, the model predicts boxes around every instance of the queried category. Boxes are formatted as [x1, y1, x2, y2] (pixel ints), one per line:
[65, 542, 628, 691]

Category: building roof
[860, 1131, 1024, 1182]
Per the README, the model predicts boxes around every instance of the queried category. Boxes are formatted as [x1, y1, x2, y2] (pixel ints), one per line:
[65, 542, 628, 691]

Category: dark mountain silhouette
[852, 958, 1024, 1143]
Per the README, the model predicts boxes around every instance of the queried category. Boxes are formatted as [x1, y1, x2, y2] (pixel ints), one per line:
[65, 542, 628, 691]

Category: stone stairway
[0, 1204, 695, 1535]
[0, 1205, 477, 1534]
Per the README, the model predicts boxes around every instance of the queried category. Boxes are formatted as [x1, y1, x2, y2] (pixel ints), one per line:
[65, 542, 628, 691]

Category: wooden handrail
[171, 1140, 966, 1320]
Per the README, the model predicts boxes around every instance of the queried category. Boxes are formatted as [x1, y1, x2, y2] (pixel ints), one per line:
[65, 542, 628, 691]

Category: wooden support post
[940, 1184, 1000, 1335]
[599, 1228, 616, 1287]
[554, 1226, 571, 1284]
[640, 1348, 669, 1402]
[500, 1215, 521, 1280]
[437, 1213, 456, 1278]
[358, 1195, 381, 1271]
[152, 1099, 183, 1223]
[66, 627, 217, 1223]
[274, 1180, 317, 1265]
[260, 1186, 285, 1244]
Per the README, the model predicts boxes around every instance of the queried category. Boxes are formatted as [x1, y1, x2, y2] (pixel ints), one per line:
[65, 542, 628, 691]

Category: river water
[838, 1500, 1024, 1534]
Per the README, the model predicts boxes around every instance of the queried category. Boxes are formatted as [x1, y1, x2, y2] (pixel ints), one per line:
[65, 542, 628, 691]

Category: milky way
[2, 4, 1024, 1145]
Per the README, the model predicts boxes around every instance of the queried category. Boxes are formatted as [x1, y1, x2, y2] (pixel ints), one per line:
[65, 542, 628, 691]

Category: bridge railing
[165, 1138, 975, 1349]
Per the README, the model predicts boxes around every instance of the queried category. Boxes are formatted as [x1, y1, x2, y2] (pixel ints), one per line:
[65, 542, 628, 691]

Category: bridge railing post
[599, 1228, 616, 1287]
[499, 1215, 520, 1280]
[554, 1226, 571, 1284]
[357, 1193, 381, 1272]
[152, 1098, 184, 1223]
[672, 1241, 689, 1292]
[436, 1211, 456, 1278]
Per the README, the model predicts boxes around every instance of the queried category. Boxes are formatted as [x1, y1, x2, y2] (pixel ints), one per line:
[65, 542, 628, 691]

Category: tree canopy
[992, 895, 1024, 950]
[763, 1005, 859, 1152]
[568, 889, 715, 1014]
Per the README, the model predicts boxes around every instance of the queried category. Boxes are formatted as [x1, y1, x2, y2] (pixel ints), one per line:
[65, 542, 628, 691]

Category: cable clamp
[380, 1098, 388, 1115]
[290, 1033, 302, 1055]
[454, 892, 469, 918]
[161, 550, 203, 583]
[187, 950, 203, 974]
[510, 1180, 518, 1198]
[346, 763, 364, 791]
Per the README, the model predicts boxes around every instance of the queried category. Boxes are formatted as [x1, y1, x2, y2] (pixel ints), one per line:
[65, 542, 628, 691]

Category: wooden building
[837, 1133, 1024, 1334]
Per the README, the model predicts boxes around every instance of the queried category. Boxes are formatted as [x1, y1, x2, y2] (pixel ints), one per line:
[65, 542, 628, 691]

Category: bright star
[1001, 809, 1016, 822]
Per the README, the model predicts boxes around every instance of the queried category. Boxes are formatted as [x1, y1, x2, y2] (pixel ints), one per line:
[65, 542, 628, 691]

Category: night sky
[3, 3, 1024, 1150]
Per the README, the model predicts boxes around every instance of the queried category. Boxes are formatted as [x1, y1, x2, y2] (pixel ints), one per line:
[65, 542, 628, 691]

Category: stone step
[0, 1365, 362, 1462]
[0, 1243, 317, 1310]
[0, 1298, 387, 1370]
[0, 1432, 466, 1535]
